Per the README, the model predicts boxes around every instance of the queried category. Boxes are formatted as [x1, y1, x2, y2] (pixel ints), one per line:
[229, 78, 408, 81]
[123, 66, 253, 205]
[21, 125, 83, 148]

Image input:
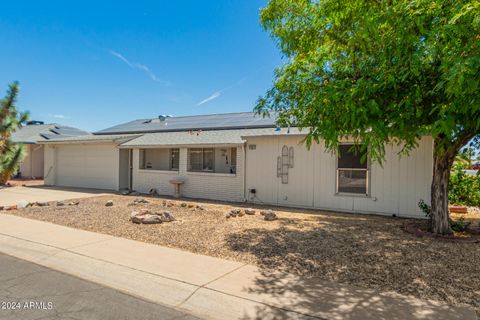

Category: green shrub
[449, 163, 480, 207]
[449, 217, 471, 232]
[418, 199, 432, 220]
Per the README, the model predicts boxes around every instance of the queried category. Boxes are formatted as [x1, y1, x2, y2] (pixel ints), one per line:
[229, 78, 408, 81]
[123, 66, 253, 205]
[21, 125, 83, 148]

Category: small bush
[418, 199, 432, 220]
[418, 198, 472, 232]
[449, 162, 480, 207]
[449, 217, 472, 232]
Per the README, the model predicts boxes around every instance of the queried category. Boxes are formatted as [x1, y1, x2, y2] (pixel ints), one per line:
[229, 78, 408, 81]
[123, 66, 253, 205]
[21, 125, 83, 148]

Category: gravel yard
[4, 194, 480, 313]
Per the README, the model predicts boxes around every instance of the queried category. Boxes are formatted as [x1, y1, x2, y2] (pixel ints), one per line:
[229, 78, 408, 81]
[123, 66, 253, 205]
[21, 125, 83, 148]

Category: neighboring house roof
[11, 124, 90, 144]
[39, 134, 141, 145]
[94, 112, 277, 135]
[120, 128, 305, 148]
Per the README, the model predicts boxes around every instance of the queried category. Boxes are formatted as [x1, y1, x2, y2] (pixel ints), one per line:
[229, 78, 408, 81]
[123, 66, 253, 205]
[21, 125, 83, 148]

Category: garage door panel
[55, 145, 118, 190]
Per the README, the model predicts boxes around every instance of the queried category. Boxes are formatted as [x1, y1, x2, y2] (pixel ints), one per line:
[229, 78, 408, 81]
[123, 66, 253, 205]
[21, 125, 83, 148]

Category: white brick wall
[132, 146, 245, 202]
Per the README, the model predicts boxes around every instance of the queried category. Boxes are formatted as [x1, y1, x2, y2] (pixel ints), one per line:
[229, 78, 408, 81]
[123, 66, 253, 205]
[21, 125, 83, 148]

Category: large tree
[256, 0, 480, 234]
[0, 82, 28, 184]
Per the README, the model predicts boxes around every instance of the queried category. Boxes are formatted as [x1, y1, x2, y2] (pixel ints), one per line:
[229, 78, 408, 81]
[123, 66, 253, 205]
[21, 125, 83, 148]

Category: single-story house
[40, 112, 433, 218]
[11, 121, 90, 179]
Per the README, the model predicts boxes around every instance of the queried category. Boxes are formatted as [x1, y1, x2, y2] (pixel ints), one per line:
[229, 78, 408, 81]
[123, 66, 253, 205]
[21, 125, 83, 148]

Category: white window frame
[139, 148, 179, 171]
[188, 148, 215, 172]
[169, 148, 180, 171]
[335, 144, 370, 196]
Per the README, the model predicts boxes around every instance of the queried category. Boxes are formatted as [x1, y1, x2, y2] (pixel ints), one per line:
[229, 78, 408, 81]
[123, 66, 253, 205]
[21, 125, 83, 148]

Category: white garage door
[55, 144, 118, 190]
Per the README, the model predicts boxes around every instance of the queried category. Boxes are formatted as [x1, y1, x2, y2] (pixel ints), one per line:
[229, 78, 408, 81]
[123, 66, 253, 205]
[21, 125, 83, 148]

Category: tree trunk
[430, 150, 454, 235]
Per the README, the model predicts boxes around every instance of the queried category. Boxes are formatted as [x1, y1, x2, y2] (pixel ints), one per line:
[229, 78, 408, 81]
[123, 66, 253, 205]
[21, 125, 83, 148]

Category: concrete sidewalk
[0, 186, 110, 206]
[0, 214, 476, 320]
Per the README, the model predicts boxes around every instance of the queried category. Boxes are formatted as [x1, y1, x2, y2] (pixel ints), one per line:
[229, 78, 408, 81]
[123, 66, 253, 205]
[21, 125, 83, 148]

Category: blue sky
[0, 1, 281, 131]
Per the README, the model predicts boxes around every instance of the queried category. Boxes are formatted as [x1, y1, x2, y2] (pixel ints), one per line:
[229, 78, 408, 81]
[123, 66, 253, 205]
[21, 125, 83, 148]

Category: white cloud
[109, 50, 134, 68]
[197, 91, 221, 106]
[109, 50, 169, 85]
[195, 75, 248, 106]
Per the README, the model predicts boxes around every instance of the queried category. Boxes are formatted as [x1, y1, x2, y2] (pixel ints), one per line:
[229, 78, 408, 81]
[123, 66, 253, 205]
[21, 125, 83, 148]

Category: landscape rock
[5, 205, 17, 211]
[120, 190, 131, 195]
[56, 201, 65, 207]
[181, 203, 187, 207]
[35, 201, 49, 207]
[260, 210, 275, 216]
[238, 211, 245, 217]
[142, 215, 163, 224]
[226, 209, 242, 219]
[130, 191, 140, 196]
[263, 211, 278, 221]
[244, 208, 256, 215]
[188, 204, 195, 208]
[68, 201, 80, 206]
[130, 209, 174, 224]
[133, 198, 149, 204]
[105, 200, 114, 207]
[159, 211, 175, 222]
[0, 206, 3, 210]
[17, 200, 31, 209]
[196, 205, 205, 210]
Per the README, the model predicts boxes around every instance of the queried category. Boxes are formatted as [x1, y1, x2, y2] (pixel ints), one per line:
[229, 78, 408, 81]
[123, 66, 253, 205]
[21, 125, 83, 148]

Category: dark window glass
[338, 170, 367, 194]
[338, 144, 367, 169]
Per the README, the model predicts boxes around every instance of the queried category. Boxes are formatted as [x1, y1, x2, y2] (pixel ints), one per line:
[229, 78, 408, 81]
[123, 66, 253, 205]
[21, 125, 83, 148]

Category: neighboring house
[40, 112, 433, 218]
[11, 121, 90, 179]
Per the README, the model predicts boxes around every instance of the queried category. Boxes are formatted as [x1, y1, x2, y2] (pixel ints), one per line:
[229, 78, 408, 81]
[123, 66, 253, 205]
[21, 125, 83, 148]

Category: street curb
[0, 233, 318, 320]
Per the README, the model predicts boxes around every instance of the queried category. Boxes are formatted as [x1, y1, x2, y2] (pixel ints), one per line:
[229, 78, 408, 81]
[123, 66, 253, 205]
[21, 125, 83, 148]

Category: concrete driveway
[0, 185, 112, 206]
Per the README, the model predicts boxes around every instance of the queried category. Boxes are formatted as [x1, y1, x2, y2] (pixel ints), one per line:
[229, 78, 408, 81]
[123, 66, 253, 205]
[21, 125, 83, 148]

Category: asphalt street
[0, 253, 200, 320]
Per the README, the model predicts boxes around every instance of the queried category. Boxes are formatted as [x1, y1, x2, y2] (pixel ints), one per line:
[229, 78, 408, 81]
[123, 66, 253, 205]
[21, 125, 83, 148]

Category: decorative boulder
[160, 211, 175, 222]
[130, 211, 143, 224]
[68, 201, 80, 206]
[130, 209, 174, 224]
[17, 200, 31, 209]
[244, 208, 256, 215]
[142, 215, 163, 224]
[121, 190, 130, 195]
[188, 204, 195, 208]
[260, 210, 274, 216]
[35, 201, 49, 207]
[263, 211, 278, 221]
[133, 198, 149, 204]
[105, 200, 114, 207]
[196, 205, 205, 210]
[56, 201, 65, 207]
[180, 203, 188, 208]
[227, 209, 242, 219]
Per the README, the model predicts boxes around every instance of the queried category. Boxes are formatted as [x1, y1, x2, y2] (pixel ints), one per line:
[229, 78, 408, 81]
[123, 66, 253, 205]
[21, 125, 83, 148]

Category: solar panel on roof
[94, 112, 277, 135]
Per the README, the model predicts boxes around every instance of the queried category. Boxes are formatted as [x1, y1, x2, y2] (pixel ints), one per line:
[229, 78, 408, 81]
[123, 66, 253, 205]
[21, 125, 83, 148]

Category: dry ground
[4, 194, 480, 313]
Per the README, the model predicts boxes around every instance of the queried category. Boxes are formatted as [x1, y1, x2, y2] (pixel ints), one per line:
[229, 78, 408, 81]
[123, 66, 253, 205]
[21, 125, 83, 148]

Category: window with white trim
[170, 149, 179, 170]
[336, 144, 368, 195]
[188, 148, 214, 172]
[139, 148, 179, 171]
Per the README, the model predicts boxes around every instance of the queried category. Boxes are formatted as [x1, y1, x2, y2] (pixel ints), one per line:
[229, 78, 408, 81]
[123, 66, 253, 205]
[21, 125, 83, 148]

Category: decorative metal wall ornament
[277, 156, 282, 178]
[277, 145, 294, 184]
[288, 147, 294, 168]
